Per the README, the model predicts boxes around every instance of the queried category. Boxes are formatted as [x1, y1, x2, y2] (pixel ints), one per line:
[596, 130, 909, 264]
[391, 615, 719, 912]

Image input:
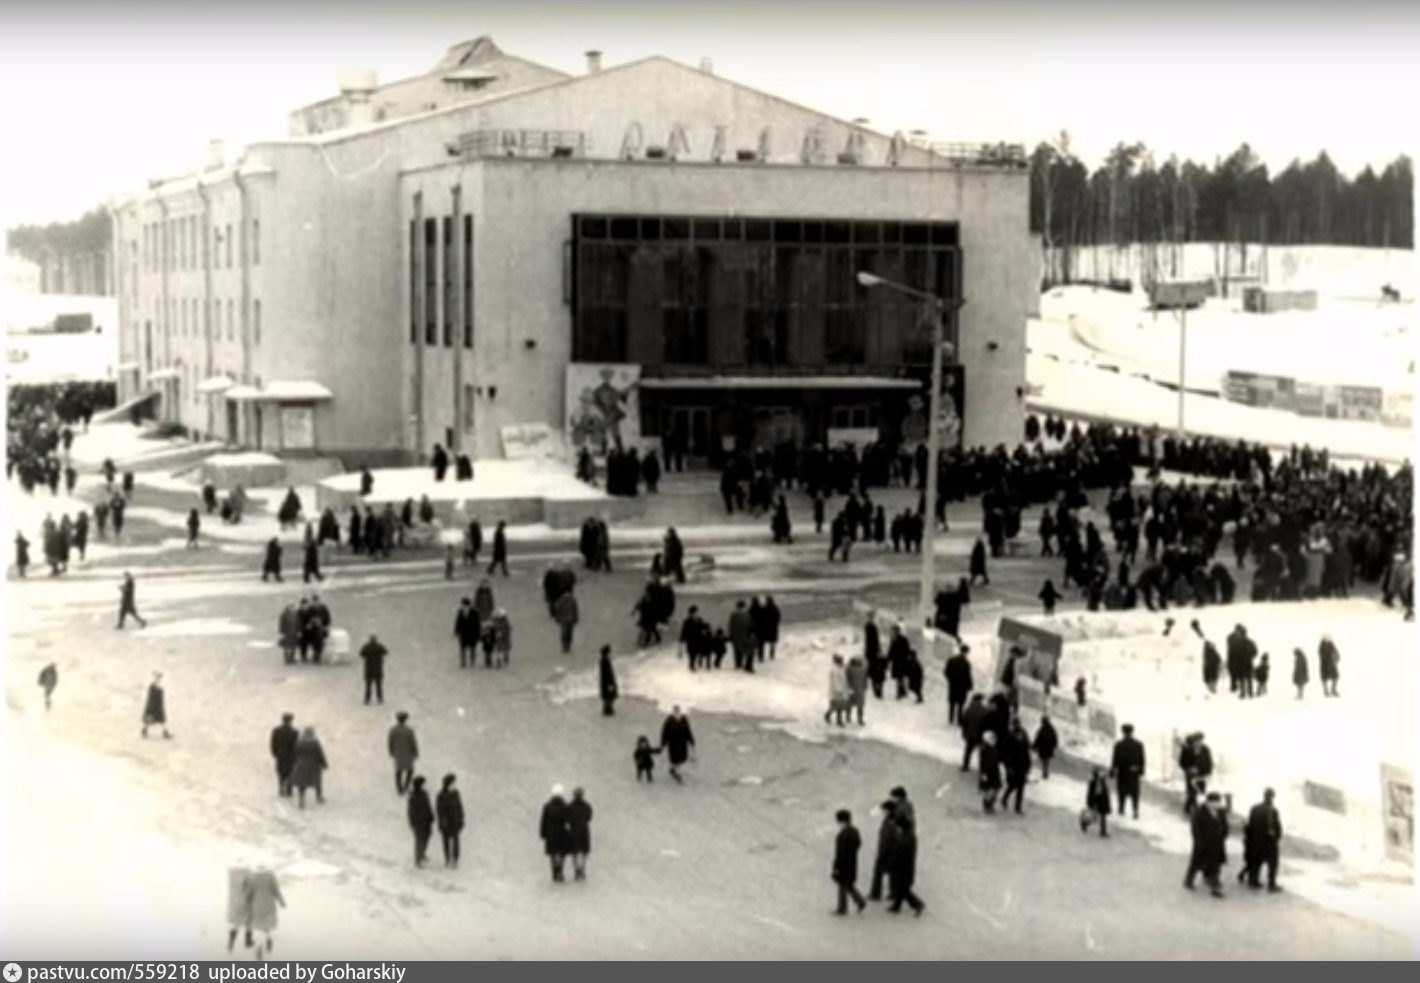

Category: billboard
[565, 363, 641, 456]
[901, 365, 964, 450]
[993, 617, 1064, 688]
[1381, 763, 1413, 866]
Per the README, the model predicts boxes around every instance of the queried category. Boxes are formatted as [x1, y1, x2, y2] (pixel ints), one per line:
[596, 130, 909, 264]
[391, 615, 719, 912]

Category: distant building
[110, 37, 1031, 463]
[5, 254, 41, 295]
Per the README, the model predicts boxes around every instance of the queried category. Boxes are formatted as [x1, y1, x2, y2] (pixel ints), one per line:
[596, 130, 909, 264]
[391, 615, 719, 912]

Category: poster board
[1087, 704, 1118, 741]
[1301, 781, 1347, 815]
[565, 363, 641, 456]
[993, 617, 1064, 688]
[500, 423, 560, 461]
[827, 427, 880, 450]
[1017, 676, 1047, 713]
[1381, 763, 1414, 866]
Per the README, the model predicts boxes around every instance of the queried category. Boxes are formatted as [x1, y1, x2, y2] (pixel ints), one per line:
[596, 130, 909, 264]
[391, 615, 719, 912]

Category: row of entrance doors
[658, 403, 888, 463]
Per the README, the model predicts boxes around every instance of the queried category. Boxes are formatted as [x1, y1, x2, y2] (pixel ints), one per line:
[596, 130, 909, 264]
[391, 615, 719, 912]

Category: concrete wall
[400, 155, 1028, 454]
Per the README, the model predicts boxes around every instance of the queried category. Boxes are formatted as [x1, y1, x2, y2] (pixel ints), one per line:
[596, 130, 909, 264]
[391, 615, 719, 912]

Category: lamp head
[856, 271, 885, 289]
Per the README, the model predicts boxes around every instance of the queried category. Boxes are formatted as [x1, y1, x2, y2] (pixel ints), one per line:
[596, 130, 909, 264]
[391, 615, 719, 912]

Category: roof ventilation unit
[710, 125, 728, 163]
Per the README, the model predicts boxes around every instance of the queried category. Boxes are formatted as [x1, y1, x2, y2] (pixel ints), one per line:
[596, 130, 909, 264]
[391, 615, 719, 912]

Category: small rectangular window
[225, 224, 233, 267]
[253, 219, 261, 265]
[254, 300, 261, 346]
[227, 300, 234, 341]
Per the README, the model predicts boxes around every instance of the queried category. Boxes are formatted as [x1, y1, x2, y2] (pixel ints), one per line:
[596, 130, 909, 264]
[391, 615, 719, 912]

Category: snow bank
[321, 460, 608, 504]
[549, 604, 1415, 936]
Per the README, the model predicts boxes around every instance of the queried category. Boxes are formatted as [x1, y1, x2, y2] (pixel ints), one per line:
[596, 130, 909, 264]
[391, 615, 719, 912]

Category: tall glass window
[463, 215, 474, 349]
[571, 214, 958, 373]
[423, 218, 438, 346]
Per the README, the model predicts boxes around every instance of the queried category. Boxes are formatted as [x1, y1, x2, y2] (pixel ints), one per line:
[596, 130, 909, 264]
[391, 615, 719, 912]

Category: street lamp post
[857, 271, 965, 643]
[1176, 304, 1187, 438]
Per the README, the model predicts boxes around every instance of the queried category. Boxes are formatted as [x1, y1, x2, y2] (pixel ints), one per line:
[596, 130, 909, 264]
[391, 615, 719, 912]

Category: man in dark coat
[261, 538, 283, 583]
[407, 776, 434, 867]
[360, 634, 389, 705]
[727, 601, 756, 673]
[944, 643, 973, 724]
[1184, 792, 1229, 898]
[431, 444, 449, 482]
[487, 521, 509, 576]
[886, 624, 913, 699]
[1110, 723, 1146, 819]
[886, 807, 925, 916]
[969, 538, 989, 586]
[1226, 625, 1257, 699]
[863, 613, 885, 698]
[598, 645, 619, 716]
[566, 787, 594, 881]
[663, 528, 686, 584]
[1000, 721, 1033, 814]
[387, 712, 419, 795]
[551, 585, 580, 655]
[1033, 713, 1059, 779]
[1241, 788, 1283, 892]
[302, 535, 323, 583]
[659, 706, 695, 783]
[959, 693, 988, 771]
[141, 671, 170, 739]
[269, 713, 298, 797]
[1179, 732, 1214, 815]
[540, 785, 572, 883]
[832, 809, 867, 915]
[436, 774, 465, 868]
[454, 598, 482, 668]
[867, 800, 897, 902]
[1318, 635, 1341, 697]
[116, 571, 147, 629]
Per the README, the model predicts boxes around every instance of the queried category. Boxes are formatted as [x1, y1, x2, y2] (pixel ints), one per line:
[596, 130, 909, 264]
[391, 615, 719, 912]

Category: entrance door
[668, 406, 712, 463]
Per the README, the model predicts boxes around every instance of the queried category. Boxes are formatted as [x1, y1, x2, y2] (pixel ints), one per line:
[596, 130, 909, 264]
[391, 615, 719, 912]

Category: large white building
[111, 38, 1033, 465]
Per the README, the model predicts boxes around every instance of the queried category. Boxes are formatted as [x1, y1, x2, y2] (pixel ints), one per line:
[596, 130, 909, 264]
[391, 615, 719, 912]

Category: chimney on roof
[205, 139, 226, 172]
[585, 50, 602, 73]
[699, 57, 714, 75]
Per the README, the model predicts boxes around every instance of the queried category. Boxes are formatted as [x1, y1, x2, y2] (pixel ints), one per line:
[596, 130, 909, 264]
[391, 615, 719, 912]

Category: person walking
[831, 809, 868, 915]
[566, 787, 594, 881]
[1253, 653, 1270, 697]
[407, 776, 434, 867]
[1318, 634, 1341, 697]
[1033, 713, 1059, 779]
[959, 693, 988, 771]
[278, 603, 299, 665]
[240, 866, 285, 959]
[1000, 721, 1032, 814]
[598, 645, 619, 716]
[863, 611, 886, 699]
[14, 532, 30, 578]
[360, 635, 389, 705]
[387, 712, 419, 795]
[488, 521, 509, 577]
[37, 662, 58, 710]
[553, 587, 580, 655]
[1179, 732, 1214, 815]
[141, 671, 171, 739]
[302, 535, 323, 584]
[886, 805, 925, 916]
[473, 578, 496, 622]
[186, 508, 201, 549]
[1082, 766, 1111, 838]
[488, 608, 512, 667]
[1110, 723, 1146, 820]
[728, 600, 756, 673]
[1241, 788, 1283, 892]
[290, 727, 328, 808]
[269, 713, 298, 797]
[540, 785, 572, 883]
[116, 571, 147, 629]
[659, 706, 696, 783]
[436, 774, 465, 868]
[825, 654, 850, 727]
[261, 538, 284, 583]
[1292, 647, 1309, 699]
[1184, 792, 1230, 898]
[867, 799, 898, 902]
[944, 643, 973, 725]
[1038, 578, 1063, 615]
[969, 538, 990, 586]
[844, 654, 868, 726]
[978, 731, 1003, 813]
[454, 598, 482, 669]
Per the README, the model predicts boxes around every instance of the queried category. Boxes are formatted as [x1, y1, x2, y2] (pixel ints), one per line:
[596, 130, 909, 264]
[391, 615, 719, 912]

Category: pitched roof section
[436, 36, 505, 72]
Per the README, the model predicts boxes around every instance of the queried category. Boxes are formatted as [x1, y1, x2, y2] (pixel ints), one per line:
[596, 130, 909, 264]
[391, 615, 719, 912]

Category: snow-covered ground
[549, 602, 1416, 938]
[321, 460, 608, 504]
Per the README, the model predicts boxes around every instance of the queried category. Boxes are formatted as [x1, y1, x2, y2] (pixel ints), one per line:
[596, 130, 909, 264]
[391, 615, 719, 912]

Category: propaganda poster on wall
[566, 363, 641, 457]
[1381, 763, 1413, 866]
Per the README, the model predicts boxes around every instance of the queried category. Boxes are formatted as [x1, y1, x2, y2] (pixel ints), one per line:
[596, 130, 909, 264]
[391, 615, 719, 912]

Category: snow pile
[321, 460, 609, 504]
[552, 604, 1414, 936]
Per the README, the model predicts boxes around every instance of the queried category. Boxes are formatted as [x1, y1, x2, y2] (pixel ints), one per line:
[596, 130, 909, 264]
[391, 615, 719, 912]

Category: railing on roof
[453, 129, 589, 158]
[928, 142, 1028, 169]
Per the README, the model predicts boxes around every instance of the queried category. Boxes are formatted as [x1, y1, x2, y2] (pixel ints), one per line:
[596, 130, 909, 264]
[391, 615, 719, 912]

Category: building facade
[111, 38, 1031, 464]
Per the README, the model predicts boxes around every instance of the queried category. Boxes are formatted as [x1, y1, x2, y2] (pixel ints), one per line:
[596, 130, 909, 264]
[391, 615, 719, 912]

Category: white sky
[1, 0, 1417, 227]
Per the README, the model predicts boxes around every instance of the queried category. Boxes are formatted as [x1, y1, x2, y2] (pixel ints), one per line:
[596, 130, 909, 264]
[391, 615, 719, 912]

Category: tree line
[7, 208, 112, 265]
[1030, 136, 1413, 266]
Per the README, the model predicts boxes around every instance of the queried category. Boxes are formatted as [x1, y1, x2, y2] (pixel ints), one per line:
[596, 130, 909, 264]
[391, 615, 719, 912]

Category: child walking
[633, 736, 661, 782]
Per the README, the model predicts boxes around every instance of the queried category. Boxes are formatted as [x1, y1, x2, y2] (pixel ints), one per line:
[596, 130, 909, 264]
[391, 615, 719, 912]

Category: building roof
[263, 379, 334, 401]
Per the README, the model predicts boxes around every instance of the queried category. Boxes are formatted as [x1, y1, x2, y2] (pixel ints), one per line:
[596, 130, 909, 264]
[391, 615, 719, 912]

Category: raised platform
[314, 460, 644, 529]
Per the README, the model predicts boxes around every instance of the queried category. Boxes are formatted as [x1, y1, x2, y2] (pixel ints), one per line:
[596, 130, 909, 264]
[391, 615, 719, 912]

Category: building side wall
[399, 158, 1027, 456]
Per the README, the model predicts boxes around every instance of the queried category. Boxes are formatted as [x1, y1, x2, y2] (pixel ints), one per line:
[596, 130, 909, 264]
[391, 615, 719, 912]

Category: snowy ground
[321, 460, 609, 504]
[5, 495, 1413, 958]
[549, 606, 1416, 939]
